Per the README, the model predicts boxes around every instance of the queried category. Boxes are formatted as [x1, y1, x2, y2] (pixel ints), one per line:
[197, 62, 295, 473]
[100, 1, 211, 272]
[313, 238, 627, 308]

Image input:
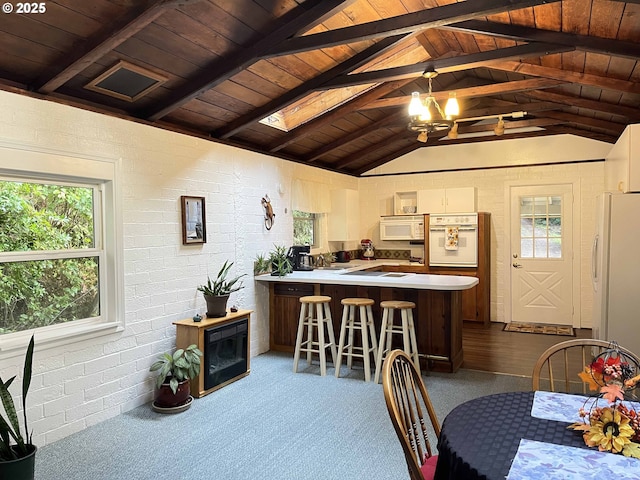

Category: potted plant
[253, 253, 271, 275]
[197, 260, 246, 317]
[149, 344, 203, 411]
[0, 334, 36, 480]
[268, 244, 293, 277]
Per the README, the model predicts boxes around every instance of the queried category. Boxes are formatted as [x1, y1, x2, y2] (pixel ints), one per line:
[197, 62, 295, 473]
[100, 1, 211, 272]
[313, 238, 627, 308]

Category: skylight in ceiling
[260, 84, 376, 132]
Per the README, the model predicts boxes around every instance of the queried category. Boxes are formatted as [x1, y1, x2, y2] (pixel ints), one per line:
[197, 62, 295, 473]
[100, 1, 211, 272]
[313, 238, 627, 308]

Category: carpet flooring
[503, 321, 575, 336]
[35, 351, 531, 480]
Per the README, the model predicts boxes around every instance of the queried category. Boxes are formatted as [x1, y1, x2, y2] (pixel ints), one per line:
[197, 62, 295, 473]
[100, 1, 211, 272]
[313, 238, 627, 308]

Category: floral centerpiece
[568, 346, 640, 458]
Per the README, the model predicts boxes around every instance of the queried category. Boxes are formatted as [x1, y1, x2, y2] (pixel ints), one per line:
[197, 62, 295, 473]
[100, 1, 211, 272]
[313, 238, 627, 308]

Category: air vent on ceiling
[85, 60, 167, 102]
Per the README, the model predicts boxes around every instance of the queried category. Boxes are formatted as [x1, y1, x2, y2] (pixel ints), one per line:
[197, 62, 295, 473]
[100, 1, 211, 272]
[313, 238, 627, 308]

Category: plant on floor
[0, 335, 36, 464]
[149, 344, 203, 394]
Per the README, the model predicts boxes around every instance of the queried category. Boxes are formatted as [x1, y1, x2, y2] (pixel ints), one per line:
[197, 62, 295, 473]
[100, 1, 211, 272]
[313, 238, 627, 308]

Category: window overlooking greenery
[0, 180, 100, 335]
[293, 210, 316, 246]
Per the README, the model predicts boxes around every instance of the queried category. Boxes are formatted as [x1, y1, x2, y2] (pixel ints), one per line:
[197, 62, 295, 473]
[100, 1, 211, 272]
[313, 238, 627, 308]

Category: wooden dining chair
[532, 338, 640, 394]
[382, 349, 441, 480]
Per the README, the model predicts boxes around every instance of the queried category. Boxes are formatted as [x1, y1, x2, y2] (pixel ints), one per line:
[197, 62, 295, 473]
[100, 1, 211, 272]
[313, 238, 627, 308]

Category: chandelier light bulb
[408, 92, 424, 117]
[444, 92, 459, 118]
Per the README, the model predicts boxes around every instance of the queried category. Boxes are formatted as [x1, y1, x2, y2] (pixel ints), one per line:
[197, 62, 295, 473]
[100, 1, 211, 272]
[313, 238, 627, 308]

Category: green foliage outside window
[293, 210, 315, 246]
[0, 181, 99, 334]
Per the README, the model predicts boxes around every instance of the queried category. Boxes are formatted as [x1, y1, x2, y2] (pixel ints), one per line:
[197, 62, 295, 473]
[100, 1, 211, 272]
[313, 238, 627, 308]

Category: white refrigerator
[592, 192, 640, 352]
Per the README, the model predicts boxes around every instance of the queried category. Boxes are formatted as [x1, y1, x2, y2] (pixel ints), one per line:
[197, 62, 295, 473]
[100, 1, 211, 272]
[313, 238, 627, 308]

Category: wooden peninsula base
[267, 282, 464, 373]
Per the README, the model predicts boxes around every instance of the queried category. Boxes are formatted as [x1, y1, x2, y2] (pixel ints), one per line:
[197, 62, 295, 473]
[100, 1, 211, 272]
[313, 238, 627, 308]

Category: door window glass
[519, 196, 562, 258]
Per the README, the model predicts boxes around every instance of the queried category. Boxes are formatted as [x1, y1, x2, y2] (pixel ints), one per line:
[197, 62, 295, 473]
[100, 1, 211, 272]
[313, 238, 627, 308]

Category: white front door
[510, 185, 573, 325]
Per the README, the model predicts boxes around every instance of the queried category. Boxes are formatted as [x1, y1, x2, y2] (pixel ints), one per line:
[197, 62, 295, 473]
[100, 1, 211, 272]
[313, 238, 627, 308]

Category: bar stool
[373, 300, 420, 384]
[293, 295, 337, 376]
[335, 298, 379, 382]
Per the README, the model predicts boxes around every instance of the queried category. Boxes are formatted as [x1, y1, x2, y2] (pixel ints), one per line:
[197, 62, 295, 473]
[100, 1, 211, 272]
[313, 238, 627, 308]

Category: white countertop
[254, 260, 478, 291]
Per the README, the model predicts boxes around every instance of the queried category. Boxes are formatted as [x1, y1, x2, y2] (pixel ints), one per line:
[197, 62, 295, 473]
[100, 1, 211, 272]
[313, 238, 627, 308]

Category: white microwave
[379, 215, 424, 241]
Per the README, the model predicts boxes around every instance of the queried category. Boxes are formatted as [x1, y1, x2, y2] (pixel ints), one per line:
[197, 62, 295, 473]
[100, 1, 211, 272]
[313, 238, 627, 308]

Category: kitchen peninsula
[255, 261, 478, 372]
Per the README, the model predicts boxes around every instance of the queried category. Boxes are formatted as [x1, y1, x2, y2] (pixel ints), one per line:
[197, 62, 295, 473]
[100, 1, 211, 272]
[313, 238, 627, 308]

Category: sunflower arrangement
[568, 349, 640, 458]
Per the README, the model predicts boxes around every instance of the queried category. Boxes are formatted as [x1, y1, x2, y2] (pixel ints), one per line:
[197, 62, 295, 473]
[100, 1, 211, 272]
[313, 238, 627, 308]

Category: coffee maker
[287, 245, 314, 271]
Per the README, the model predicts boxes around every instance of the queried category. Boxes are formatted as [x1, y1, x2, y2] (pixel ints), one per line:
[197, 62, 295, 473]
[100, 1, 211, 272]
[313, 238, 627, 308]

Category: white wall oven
[429, 213, 478, 267]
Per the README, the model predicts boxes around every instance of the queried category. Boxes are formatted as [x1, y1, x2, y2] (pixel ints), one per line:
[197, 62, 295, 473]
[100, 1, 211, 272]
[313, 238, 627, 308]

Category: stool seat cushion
[380, 300, 415, 309]
[299, 295, 331, 304]
[340, 297, 374, 307]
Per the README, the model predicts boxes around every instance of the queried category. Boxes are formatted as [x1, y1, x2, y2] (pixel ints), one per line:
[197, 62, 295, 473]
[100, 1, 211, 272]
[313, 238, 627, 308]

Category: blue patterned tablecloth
[434, 391, 640, 480]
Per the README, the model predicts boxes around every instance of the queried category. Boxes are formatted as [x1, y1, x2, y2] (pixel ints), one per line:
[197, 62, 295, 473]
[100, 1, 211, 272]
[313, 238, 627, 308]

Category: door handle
[512, 263, 523, 268]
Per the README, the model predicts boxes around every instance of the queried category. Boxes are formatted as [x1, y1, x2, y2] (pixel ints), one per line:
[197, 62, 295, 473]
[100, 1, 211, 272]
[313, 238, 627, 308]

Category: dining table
[433, 390, 640, 480]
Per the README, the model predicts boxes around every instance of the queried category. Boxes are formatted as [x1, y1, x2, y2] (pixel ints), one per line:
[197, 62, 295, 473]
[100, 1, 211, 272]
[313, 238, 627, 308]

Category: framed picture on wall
[181, 196, 206, 245]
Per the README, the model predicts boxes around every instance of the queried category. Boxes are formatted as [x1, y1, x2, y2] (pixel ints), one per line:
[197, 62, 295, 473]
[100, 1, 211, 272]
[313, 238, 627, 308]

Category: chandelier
[408, 69, 460, 143]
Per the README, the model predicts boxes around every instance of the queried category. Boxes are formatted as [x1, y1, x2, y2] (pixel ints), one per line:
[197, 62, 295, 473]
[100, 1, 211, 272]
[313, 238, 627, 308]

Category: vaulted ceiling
[1, 0, 639, 176]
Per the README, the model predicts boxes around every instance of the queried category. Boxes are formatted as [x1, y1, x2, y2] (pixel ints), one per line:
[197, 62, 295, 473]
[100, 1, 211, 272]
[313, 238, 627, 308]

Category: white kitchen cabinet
[418, 187, 476, 213]
[605, 123, 640, 193]
[328, 189, 360, 241]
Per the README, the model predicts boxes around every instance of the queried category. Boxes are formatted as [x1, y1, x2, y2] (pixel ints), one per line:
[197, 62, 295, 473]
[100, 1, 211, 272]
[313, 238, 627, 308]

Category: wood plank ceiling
[1, 0, 638, 176]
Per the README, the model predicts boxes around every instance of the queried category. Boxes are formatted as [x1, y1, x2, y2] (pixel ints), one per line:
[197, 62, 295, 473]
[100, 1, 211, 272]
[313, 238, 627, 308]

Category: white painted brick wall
[0, 90, 355, 447]
[0, 89, 606, 448]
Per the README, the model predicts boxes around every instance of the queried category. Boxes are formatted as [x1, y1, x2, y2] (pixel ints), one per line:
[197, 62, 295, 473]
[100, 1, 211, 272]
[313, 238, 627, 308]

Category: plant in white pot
[149, 344, 203, 411]
[0, 334, 36, 480]
[197, 260, 246, 317]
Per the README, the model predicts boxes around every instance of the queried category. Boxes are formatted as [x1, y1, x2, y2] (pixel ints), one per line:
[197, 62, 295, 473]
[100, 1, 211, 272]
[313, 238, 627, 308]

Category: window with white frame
[291, 179, 329, 248]
[292, 210, 317, 247]
[0, 145, 122, 351]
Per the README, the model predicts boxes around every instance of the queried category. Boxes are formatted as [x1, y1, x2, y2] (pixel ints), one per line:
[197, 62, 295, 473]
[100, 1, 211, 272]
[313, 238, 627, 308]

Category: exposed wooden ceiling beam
[351, 141, 420, 176]
[214, 34, 408, 139]
[320, 43, 573, 89]
[489, 61, 640, 94]
[361, 78, 566, 110]
[543, 125, 616, 143]
[334, 135, 417, 170]
[522, 90, 640, 121]
[267, 0, 560, 57]
[144, 0, 355, 121]
[305, 111, 407, 162]
[441, 20, 640, 60]
[34, 0, 196, 94]
[537, 111, 626, 135]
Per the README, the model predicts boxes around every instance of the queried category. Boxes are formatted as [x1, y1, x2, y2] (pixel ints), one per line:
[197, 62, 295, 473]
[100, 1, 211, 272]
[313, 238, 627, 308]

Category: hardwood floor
[461, 322, 592, 377]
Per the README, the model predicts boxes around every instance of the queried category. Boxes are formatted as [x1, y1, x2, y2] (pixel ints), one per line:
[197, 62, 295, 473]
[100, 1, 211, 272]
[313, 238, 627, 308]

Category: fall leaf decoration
[602, 384, 625, 404]
[578, 367, 601, 392]
[567, 345, 640, 458]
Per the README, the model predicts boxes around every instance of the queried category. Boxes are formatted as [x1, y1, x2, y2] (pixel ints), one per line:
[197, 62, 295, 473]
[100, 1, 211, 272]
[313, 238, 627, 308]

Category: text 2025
[16, 2, 46, 14]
